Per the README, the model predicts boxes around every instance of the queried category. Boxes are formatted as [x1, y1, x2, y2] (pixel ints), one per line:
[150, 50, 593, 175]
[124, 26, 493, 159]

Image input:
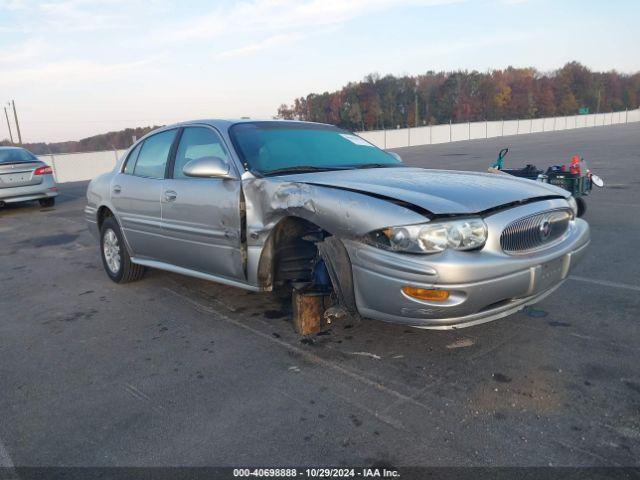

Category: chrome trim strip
[160, 222, 230, 239]
[120, 215, 163, 229]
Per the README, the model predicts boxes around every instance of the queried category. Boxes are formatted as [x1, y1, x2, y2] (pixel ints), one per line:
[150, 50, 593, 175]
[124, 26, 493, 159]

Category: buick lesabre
[85, 120, 589, 329]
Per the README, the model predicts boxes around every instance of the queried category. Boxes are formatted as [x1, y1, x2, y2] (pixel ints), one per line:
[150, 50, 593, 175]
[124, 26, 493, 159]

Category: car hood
[278, 167, 569, 214]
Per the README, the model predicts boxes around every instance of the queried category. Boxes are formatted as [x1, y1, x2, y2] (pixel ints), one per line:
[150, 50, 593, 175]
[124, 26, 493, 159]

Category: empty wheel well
[257, 217, 328, 290]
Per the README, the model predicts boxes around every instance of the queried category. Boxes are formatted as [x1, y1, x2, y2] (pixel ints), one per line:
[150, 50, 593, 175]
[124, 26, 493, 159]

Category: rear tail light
[34, 166, 53, 175]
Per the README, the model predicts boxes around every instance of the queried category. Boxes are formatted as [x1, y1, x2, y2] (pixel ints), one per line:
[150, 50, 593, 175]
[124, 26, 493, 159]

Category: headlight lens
[567, 196, 578, 217]
[418, 224, 449, 252]
[372, 218, 488, 254]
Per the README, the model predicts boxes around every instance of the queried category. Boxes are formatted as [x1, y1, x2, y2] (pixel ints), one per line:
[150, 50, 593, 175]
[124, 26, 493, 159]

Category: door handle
[113, 185, 121, 193]
[164, 190, 177, 202]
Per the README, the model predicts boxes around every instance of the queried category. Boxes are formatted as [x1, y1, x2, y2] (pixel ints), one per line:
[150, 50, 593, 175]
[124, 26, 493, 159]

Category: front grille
[500, 208, 572, 254]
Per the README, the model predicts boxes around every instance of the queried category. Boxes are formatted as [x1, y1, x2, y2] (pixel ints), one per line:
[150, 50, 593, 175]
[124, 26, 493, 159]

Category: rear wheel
[576, 197, 587, 217]
[100, 216, 145, 283]
[39, 197, 55, 207]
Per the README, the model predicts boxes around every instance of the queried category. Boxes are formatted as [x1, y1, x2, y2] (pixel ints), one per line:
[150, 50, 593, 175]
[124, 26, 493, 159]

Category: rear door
[159, 126, 245, 280]
[110, 129, 177, 260]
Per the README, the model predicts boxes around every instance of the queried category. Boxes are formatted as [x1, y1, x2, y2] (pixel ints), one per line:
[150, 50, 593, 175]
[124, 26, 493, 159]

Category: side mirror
[183, 156, 231, 178]
[388, 152, 402, 162]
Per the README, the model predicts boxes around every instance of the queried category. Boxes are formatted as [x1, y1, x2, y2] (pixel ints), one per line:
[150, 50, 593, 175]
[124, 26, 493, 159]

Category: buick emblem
[539, 216, 552, 241]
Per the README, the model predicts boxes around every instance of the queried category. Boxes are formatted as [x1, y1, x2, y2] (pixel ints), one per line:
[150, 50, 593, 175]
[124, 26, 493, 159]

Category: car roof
[173, 118, 335, 130]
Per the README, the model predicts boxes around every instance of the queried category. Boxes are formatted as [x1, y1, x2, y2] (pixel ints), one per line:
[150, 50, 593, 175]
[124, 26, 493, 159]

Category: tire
[100, 216, 145, 283]
[576, 197, 587, 218]
[39, 197, 55, 207]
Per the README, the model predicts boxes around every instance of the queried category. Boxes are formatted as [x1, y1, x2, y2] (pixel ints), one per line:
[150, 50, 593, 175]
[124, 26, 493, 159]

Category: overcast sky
[1, 0, 638, 143]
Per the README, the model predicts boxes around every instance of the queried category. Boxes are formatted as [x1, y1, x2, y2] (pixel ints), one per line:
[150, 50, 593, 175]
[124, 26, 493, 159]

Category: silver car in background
[85, 120, 589, 329]
[0, 147, 58, 208]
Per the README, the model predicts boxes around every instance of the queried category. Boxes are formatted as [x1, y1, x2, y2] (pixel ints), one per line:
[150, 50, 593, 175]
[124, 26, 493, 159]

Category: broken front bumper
[344, 201, 590, 329]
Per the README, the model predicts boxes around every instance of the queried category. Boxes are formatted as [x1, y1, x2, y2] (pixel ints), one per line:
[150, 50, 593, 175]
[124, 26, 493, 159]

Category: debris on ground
[446, 338, 475, 349]
[349, 351, 382, 360]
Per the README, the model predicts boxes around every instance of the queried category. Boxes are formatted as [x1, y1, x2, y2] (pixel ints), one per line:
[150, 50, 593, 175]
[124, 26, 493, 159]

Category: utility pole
[11, 100, 22, 144]
[3, 105, 14, 143]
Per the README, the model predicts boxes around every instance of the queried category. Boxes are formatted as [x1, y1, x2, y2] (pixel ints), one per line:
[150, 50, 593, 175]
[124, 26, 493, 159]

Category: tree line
[277, 62, 640, 131]
[1, 126, 159, 156]
[3, 62, 639, 154]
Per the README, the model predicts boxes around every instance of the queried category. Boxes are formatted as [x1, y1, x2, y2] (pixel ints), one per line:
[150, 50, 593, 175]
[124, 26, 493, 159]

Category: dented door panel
[160, 177, 245, 280]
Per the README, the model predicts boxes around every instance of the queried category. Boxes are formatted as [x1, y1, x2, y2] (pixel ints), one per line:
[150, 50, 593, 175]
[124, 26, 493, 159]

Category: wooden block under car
[292, 288, 332, 336]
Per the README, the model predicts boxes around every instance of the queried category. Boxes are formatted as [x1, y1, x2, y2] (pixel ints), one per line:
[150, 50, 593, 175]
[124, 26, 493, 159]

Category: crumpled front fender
[243, 177, 429, 242]
[242, 177, 430, 287]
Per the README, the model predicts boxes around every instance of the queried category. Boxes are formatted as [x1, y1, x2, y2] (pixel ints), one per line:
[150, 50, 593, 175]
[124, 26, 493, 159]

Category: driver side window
[174, 127, 230, 179]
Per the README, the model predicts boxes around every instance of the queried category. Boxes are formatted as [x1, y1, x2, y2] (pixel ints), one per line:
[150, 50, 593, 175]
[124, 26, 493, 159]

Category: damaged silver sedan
[85, 120, 589, 329]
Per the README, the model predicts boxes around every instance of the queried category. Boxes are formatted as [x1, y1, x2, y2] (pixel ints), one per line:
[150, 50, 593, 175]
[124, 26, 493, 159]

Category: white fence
[38, 149, 126, 183]
[357, 108, 640, 149]
[35, 108, 640, 183]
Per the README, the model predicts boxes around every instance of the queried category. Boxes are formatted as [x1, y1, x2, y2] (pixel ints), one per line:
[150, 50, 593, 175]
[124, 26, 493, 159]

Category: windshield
[229, 122, 401, 176]
[0, 148, 38, 164]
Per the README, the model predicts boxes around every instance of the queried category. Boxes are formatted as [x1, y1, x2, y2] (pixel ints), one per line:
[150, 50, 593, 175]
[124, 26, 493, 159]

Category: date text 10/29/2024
[233, 468, 400, 478]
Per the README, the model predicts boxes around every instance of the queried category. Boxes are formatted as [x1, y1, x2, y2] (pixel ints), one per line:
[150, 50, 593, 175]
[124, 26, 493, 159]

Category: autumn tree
[277, 62, 640, 130]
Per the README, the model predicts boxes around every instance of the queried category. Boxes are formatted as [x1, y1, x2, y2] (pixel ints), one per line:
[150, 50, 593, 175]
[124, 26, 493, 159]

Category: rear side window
[173, 127, 230, 179]
[133, 129, 176, 179]
[123, 143, 142, 174]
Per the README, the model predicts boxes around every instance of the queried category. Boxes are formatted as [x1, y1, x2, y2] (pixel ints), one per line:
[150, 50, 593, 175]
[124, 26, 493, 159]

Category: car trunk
[0, 162, 44, 189]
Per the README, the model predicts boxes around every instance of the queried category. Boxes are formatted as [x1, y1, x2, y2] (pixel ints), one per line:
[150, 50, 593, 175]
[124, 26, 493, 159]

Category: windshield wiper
[264, 166, 348, 176]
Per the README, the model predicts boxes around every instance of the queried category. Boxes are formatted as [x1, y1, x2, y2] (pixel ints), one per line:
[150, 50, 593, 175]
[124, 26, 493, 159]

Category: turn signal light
[34, 166, 53, 175]
[401, 287, 450, 302]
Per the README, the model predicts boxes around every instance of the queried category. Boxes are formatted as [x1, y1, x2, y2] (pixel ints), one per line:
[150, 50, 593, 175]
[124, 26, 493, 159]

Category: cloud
[0, 0, 27, 10]
[37, 0, 123, 30]
[0, 38, 47, 63]
[168, 0, 461, 41]
[0, 0, 133, 32]
[159, 0, 462, 60]
[213, 33, 302, 60]
[0, 57, 158, 87]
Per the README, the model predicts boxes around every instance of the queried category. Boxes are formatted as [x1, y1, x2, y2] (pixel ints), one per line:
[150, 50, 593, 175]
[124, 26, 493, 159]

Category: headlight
[567, 196, 578, 217]
[370, 218, 488, 254]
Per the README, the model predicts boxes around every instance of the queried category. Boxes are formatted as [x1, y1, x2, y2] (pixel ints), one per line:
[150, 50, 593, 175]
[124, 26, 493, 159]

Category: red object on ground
[570, 155, 581, 174]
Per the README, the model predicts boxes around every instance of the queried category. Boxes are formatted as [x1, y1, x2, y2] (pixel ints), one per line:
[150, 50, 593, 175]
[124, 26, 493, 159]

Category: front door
[160, 126, 244, 280]
[110, 129, 177, 260]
